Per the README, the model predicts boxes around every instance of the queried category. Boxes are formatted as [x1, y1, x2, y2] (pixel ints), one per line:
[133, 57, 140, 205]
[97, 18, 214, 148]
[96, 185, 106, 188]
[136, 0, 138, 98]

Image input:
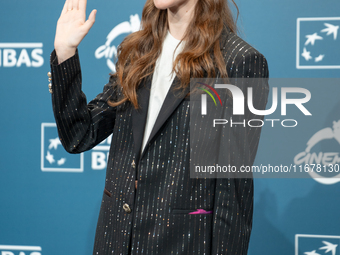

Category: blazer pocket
[104, 188, 112, 197]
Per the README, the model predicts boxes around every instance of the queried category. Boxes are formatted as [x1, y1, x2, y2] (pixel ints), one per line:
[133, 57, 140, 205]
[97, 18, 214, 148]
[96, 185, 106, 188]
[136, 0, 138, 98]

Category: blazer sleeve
[50, 50, 117, 154]
[211, 51, 269, 254]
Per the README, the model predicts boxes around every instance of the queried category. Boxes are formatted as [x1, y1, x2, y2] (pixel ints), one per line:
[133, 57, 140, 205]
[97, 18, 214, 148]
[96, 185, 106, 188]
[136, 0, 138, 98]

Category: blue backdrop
[1, 0, 339, 254]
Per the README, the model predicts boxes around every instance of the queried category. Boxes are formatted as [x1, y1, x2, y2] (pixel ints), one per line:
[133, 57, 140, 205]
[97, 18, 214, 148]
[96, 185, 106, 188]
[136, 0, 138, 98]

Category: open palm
[54, 0, 96, 63]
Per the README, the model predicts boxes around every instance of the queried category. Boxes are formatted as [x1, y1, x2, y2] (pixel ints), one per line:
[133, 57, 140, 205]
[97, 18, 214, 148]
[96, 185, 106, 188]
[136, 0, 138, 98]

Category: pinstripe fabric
[50, 30, 269, 255]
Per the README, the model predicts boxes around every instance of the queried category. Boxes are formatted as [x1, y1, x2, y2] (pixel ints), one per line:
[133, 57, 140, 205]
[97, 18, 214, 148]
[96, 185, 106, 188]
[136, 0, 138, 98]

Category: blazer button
[123, 203, 131, 214]
[131, 160, 136, 168]
[47, 72, 53, 94]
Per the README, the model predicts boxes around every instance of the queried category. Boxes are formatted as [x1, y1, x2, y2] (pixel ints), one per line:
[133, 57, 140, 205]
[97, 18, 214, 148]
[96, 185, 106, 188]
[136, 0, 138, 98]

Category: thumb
[83, 9, 97, 32]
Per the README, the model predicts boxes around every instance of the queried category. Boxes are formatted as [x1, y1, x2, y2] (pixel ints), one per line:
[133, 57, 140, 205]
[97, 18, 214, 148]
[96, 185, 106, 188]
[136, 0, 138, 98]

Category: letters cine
[0, 43, 44, 68]
[200, 84, 312, 128]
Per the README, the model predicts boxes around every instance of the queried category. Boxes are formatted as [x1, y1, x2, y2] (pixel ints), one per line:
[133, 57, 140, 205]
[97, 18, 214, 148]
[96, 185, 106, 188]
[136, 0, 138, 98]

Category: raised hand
[54, 0, 97, 64]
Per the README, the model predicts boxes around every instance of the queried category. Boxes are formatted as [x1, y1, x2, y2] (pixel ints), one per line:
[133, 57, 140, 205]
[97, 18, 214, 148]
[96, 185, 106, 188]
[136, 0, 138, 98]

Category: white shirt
[141, 31, 184, 152]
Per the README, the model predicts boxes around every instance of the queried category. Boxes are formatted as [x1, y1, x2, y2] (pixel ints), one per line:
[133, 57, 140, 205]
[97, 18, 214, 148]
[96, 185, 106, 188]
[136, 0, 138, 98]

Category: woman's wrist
[55, 47, 77, 64]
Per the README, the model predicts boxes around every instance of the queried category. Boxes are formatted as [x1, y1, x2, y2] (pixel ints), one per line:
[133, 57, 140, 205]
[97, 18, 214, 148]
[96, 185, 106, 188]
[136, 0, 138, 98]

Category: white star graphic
[319, 241, 338, 255]
[49, 137, 61, 150]
[46, 151, 55, 164]
[301, 48, 312, 61]
[321, 23, 339, 40]
[305, 33, 323, 46]
[57, 158, 66, 166]
[315, 54, 325, 62]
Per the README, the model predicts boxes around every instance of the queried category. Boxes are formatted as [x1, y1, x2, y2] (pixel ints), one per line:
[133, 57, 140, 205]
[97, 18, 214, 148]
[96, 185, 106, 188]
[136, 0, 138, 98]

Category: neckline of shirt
[165, 30, 183, 48]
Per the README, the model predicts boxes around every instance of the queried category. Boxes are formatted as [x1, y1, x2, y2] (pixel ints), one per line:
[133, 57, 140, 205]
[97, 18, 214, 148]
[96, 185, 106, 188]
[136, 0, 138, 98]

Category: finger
[71, 0, 79, 10]
[67, 0, 73, 11]
[83, 9, 97, 32]
[79, 0, 87, 12]
[61, 0, 69, 14]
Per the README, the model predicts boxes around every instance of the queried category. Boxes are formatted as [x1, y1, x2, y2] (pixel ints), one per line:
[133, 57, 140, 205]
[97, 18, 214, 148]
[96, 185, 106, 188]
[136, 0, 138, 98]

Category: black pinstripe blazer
[50, 29, 269, 255]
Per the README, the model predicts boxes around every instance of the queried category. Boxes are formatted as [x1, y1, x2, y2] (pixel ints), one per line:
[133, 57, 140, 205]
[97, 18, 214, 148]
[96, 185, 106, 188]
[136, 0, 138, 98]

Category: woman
[50, 0, 269, 254]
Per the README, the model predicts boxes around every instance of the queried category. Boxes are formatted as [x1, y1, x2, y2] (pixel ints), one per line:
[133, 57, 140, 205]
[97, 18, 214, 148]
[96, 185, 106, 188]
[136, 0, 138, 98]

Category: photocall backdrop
[1, 0, 339, 254]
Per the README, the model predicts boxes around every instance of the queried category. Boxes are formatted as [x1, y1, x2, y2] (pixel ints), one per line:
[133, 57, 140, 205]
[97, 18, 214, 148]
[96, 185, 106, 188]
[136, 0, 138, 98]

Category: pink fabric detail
[188, 209, 213, 215]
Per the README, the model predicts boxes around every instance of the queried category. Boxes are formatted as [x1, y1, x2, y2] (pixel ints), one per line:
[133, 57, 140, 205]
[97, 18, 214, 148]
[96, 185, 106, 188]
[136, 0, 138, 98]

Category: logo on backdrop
[95, 14, 141, 72]
[294, 120, 340, 185]
[0, 245, 42, 255]
[296, 17, 340, 69]
[295, 234, 340, 255]
[41, 123, 111, 173]
[41, 123, 84, 172]
[0, 43, 44, 68]
[91, 134, 111, 171]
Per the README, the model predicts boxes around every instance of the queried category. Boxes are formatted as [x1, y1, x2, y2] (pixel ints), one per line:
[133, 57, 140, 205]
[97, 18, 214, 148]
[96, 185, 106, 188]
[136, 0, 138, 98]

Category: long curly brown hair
[109, 0, 238, 109]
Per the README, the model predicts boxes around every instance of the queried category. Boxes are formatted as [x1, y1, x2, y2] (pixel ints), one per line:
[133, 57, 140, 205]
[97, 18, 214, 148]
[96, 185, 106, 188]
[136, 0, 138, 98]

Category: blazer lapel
[135, 27, 231, 159]
[131, 76, 152, 161]
[140, 76, 190, 158]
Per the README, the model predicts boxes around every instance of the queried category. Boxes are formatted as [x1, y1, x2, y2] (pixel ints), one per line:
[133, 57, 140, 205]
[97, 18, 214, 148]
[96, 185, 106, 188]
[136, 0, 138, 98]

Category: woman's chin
[153, 0, 180, 10]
